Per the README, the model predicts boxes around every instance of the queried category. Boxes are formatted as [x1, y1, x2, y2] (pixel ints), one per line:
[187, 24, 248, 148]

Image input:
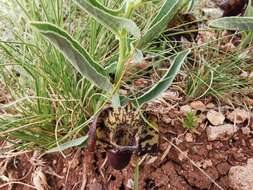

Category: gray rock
[206, 124, 238, 141]
[229, 159, 253, 190]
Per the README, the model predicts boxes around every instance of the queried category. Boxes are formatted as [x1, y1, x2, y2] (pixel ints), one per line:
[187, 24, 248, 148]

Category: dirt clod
[229, 159, 253, 190]
[206, 124, 238, 141]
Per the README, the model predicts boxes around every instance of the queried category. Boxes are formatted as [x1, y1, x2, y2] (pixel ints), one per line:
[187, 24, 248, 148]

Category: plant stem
[115, 30, 128, 84]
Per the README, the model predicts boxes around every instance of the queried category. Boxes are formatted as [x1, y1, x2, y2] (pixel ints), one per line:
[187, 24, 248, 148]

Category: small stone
[162, 115, 172, 124]
[178, 151, 188, 162]
[180, 105, 193, 114]
[249, 139, 253, 147]
[89, 183, 103, 190]
[206, 103, 215, 109]
[249, 71, 253, 78]
[185, 133, 194, 143]
[62, 167, 67, 173]
[206, 144, 212, 150]
[229, 159, 253, 190]
[240, 71, 249, 78]
[206, 124, 238, 141]
[190, 101, 206, 112]
[126, 179, 134, 189]
[202, 159, 213, 169]
[207, 110, 225, 126]
[241, 127, 251, 135]
[227, 108, 249, 124]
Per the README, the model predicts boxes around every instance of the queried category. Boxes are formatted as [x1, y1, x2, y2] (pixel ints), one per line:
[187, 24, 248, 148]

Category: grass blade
[46, 135, 88, 153]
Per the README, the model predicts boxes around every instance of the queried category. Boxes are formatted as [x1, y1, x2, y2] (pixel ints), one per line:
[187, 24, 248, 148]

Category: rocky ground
[1, 89, 253, 190]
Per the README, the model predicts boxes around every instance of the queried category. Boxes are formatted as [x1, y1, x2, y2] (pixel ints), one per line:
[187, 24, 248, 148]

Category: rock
[180, 105, 193, 114]
[190, 101, 206, 112]
[207, 110, 225, 126]
[185, 133, 194, 143]
[241, 127, 251, 135]
[229, 159, 253, 190]
[227, 108, 249, 124]
[202, 8, 223, 18]
[202, 159, 213, 169]
[206, 124, 238, 141]
[249, 71, 253, 78]
[126, 179, 134, 189]
[162, 115, 172, 124]
[240, 71, 249, 78]
[178, 151, 188, 162]
[89, 183, 103, 190]
[206, 103, 215, 109]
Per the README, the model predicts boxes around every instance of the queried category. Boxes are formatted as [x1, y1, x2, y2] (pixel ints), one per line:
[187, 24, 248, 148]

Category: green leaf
[30, 22, 112, 91]
[137, 0, 183, 48]
[135, 50, 190, 105]
[87, 0, 123, 16]
[245, 0, 253, 16]
[46, 135, 88, 153]
[209, 17, 253, 31]
[74, 0, 140, 39]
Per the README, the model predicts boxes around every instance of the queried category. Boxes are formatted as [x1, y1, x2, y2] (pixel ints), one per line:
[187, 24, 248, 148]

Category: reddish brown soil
[1, 111, 253, 190]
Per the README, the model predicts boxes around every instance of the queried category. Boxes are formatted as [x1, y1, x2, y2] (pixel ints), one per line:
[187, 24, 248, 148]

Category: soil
[1, 98, 253, 190]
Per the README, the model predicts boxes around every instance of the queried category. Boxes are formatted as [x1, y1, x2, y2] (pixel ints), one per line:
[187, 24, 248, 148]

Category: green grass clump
[0, 0, 116, 150]
[186, 34, 253, 100]
[182, 111, 198, 131]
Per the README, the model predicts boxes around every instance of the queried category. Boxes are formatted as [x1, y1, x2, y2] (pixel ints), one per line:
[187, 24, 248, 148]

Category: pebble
[180, 105, 193, 114]
[207, 110, 225, 126]
[126, 179, 134, 189]
[206, 103, 215, 109]
[89, 183, 103, 190]
[229, 159, 253, 190]
[190, 101, 206, 112]
[227, 108, 249, 124]
[241, 127, 251, 135]
[206, 124, 238, 141]
[185, 133, 194, 143]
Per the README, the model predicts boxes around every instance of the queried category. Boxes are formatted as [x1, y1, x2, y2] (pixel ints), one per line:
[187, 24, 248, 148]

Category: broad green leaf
[46, 135, 88, 153]
[74, 0, 140, 39]
[209, 17, 253, 31]
[240, 1, 253, 48]
[88, 0, 123, 16]
[137, 0, 183, 48]
[135, 50, 190, 105]
[30, 22, 112, 91]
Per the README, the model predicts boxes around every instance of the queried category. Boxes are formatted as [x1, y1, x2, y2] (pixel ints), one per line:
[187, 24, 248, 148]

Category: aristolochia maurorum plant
[31, 0, 191, 170]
